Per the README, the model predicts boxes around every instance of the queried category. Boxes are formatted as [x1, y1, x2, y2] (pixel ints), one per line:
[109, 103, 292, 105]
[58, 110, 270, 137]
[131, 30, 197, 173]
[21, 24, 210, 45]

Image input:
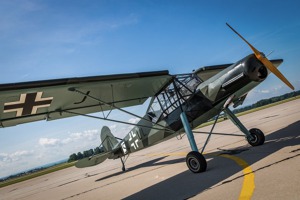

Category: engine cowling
[198, 54, 269, 102]
[243, 55, 268, 82]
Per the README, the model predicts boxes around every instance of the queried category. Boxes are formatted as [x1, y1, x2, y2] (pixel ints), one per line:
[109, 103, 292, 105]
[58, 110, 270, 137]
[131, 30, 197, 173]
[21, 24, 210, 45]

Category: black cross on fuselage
[4, 92, 53, 116]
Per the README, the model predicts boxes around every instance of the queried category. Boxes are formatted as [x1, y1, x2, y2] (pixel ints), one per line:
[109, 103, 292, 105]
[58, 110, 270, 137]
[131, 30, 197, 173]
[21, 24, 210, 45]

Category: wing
[195, 64, 232, 81]
[0, 71, 172, 127]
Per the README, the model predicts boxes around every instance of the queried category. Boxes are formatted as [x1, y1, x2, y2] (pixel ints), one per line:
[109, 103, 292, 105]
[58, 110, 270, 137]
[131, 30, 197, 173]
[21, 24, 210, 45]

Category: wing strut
[200, 111, 221, 153]
[68, 87, 175, 133]
[62, 110, 174, 132]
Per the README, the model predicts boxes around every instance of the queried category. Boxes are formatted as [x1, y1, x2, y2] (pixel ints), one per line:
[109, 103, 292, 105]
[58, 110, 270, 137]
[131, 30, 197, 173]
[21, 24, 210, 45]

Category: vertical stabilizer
[101, 126, 118, 152]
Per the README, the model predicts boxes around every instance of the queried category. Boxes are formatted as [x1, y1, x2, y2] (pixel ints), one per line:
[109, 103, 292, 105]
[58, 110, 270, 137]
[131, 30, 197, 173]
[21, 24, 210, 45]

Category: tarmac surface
[1, 98, 300, 200]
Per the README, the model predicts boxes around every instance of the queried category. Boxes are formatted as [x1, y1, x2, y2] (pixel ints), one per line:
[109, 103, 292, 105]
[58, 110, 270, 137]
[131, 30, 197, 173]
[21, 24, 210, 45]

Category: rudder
[101, 126, 118, 152]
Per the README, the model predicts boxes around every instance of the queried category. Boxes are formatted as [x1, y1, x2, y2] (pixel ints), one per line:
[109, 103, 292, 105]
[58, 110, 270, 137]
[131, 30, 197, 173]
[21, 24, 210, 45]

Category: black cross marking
[4, 92, 53, 117]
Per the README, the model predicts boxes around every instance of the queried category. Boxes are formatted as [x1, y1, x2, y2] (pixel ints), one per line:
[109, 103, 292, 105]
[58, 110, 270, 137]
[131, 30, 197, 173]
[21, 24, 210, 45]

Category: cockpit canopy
[147, 74, 202, 123]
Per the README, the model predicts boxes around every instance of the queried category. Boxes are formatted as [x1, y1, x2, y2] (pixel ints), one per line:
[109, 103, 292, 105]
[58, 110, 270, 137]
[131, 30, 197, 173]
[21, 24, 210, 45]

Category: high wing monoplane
[0, 24, 294, 173]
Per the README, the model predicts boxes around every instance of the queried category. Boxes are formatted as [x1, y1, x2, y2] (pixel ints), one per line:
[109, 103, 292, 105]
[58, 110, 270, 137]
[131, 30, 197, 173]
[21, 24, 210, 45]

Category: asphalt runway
[1, 98, 300, 200]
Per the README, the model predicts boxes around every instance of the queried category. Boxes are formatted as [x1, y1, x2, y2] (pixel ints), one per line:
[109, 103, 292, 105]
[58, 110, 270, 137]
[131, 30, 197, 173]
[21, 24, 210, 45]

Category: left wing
[0, 71, 172, 127]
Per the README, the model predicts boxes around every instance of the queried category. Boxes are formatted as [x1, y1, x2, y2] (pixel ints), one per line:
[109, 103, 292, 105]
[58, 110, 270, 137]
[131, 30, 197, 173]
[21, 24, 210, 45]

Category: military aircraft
[0, 24, 294, 173]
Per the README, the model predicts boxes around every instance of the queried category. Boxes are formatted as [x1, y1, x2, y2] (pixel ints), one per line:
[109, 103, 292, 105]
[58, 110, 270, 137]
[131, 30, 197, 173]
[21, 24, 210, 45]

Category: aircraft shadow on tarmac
[95, 156, 174, 182]
[121, 120, 300, 200]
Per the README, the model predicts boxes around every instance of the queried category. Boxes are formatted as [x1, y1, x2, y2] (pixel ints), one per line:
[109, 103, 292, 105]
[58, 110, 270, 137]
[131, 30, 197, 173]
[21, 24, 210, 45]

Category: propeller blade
[226, 23, 260, 57]
[259, 56, 295, 90]
[226, 23, 294, 90]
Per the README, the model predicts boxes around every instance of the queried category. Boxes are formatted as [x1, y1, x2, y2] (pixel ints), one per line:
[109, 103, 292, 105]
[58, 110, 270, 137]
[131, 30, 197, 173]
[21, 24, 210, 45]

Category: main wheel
[186, 151, 207, 173]
[247, 128, 265, 146]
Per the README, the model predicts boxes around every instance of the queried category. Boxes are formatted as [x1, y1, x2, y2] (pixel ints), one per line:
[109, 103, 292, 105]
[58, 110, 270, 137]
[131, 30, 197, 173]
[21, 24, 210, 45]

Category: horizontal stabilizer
[75, 152, 110, 168]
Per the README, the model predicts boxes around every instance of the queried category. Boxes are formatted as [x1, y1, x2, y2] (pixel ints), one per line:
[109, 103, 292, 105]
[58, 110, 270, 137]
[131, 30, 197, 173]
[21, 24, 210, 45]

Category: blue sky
[0, 0, 300, 178]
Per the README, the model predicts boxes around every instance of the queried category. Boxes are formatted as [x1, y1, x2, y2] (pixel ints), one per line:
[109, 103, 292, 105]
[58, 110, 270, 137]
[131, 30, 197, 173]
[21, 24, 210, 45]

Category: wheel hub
[250, 133, 258, 143]
[188, 158, 200, 171]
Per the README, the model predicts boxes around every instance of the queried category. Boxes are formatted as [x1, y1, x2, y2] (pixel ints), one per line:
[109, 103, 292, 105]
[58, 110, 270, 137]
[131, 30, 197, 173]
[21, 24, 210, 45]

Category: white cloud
[0, 150, 34, 164]
[38, 129, 99, 148]
[0, 150, 39, 178]
[253, 89, 270, 94]
[39, 138, 60, 147]
[69, 129, 98, 141]
[261, 90, 270, 94]
[128, 117, 140, 124]
[109, 124, 117, 130]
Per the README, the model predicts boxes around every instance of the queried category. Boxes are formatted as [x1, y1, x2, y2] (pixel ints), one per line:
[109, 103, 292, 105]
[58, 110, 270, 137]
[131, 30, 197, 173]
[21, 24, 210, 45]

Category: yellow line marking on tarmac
[220, 154, 255, 200]
[147, 152, 255, 199]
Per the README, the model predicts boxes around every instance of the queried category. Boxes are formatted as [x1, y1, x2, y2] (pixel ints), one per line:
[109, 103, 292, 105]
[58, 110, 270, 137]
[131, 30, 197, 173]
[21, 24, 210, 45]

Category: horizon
[1, 0, 300, 178]
[0, 158, 68, 180]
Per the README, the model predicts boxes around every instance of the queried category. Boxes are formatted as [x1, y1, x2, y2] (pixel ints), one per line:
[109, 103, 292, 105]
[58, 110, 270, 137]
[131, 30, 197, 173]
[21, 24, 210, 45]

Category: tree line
[233, 90, 300, 114]
[68, 146, 104, 162]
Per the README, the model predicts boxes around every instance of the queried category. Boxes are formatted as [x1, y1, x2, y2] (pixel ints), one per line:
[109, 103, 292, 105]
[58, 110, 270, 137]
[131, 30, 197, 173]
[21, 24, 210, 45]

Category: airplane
[0, 23, 294, 173]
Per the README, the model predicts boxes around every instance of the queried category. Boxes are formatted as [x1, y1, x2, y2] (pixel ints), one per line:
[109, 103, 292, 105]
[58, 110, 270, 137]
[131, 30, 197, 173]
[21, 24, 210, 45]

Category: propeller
[226, 23, 294, 90]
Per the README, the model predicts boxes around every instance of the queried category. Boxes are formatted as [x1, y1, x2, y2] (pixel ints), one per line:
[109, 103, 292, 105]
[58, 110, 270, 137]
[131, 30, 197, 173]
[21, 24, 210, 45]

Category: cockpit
[147, 73, 202, 123]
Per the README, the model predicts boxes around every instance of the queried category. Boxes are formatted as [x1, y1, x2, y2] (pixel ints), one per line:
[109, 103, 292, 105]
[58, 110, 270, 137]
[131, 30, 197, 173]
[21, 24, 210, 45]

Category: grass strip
[0, 162, 75, 188]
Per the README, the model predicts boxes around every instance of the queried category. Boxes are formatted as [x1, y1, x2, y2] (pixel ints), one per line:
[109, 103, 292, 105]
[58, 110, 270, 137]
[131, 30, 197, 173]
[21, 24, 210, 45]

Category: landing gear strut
[120, 157, 126, 172]
[223, 107, 265, 146]
[180, 112, 207, 173]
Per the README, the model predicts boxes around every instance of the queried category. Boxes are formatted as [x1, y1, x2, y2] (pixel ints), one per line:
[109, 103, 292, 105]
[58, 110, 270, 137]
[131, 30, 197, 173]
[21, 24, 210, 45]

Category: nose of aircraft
[226, 23, 294, 90]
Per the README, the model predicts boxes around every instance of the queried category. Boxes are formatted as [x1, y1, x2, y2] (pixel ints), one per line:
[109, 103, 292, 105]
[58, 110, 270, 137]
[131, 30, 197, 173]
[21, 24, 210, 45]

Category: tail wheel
[247, 128, 265, 146]
[186, 151, 207, 173]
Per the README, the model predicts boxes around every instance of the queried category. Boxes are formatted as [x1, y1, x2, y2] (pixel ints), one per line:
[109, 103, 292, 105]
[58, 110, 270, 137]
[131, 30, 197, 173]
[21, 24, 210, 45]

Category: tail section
[101, 126, 118, 152]
[75, 126, 120, 168]
[75, 152, 110, 168]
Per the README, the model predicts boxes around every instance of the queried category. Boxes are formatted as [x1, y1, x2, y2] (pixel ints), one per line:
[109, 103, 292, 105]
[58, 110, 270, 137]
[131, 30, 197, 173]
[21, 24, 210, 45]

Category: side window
[148, 97, 163, 123]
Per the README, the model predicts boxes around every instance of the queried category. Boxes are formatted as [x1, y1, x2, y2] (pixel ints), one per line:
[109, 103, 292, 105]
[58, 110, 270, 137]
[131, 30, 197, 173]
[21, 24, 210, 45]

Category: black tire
[247, 128, 265, 146]
[186, 151, 207, 173]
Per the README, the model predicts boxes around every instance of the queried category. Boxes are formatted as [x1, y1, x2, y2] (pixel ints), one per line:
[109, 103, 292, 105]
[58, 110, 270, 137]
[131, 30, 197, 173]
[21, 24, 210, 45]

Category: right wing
[195, 64, 232, 81]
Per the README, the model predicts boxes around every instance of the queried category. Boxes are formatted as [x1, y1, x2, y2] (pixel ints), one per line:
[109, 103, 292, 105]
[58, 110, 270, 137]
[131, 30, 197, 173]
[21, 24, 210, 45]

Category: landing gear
[180, 112, 207, 173]
[186, 151, 207, 173]
[120, 157, 126, 172]
[224, 107, 266, 146]
[247, 128, 265, 146]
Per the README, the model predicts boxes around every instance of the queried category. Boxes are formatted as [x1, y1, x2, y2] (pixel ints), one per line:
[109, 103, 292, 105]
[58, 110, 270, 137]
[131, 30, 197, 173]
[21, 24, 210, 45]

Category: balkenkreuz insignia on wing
[3, 92, 53, 117]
